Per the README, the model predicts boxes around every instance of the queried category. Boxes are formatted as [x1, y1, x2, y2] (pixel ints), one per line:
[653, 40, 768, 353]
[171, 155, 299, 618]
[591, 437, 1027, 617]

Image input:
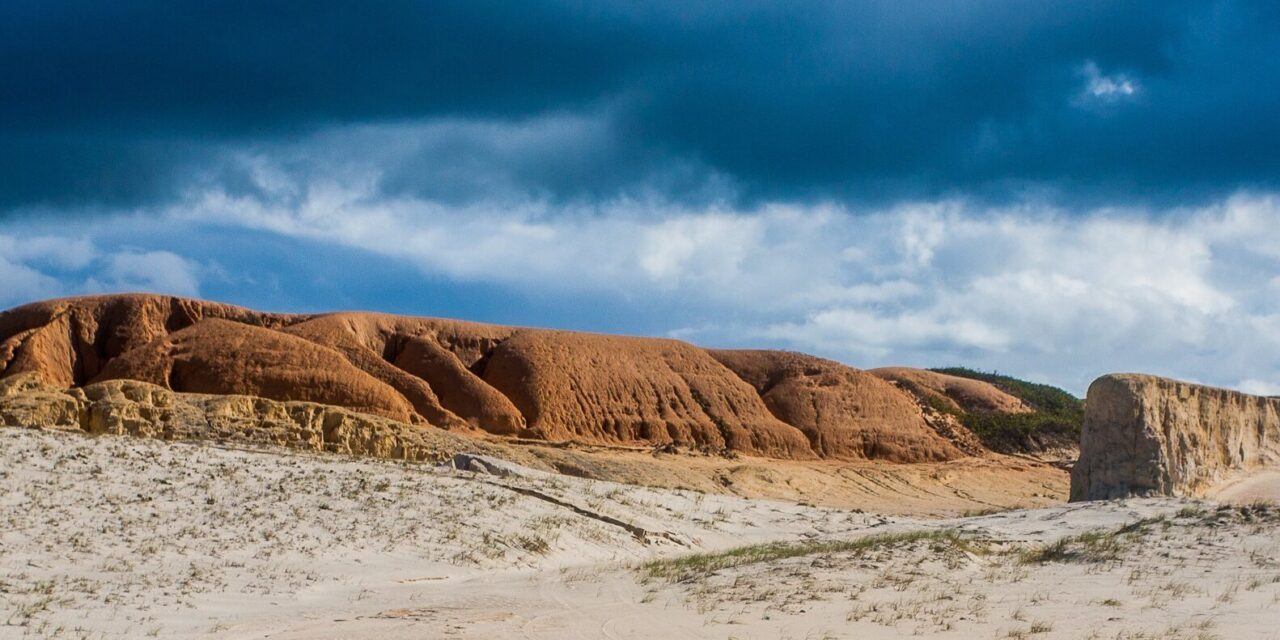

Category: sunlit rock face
[0, 294, 989, 462]
[1071, 374, 1280, 501]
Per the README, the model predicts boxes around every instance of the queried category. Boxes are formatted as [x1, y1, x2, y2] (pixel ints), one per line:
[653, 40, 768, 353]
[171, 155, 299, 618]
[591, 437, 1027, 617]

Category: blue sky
[3, 1, 1280, 395]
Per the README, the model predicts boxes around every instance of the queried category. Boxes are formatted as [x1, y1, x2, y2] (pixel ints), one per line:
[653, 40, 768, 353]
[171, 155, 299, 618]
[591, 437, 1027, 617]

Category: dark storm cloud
[2, 0, 1278, 210]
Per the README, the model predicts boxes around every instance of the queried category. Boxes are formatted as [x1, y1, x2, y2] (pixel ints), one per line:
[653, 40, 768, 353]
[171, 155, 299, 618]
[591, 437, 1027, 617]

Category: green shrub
[928, 367, 1084, 453]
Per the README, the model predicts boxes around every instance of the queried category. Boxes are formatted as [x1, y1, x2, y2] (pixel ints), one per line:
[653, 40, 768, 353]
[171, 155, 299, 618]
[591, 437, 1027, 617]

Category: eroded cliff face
[0, 294, 1022, 462]
[1070, 374, 1280, 501]
[709, 351, 963, 462]
[0, 374, 476, 463]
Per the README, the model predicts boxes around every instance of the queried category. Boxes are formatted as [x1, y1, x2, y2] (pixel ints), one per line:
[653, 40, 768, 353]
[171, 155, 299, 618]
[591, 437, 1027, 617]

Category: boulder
[450, 453, 546, 478]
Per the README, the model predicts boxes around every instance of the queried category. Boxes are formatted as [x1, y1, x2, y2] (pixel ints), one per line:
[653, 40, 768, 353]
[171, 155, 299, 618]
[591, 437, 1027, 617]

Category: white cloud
[178, 183, 857, 313]
[0, 234, 202, 306]
[0, 234, 97, 270]
[1076, 60, 1140, 104]
[163, 164, 1280, 395]
[85, 251, 202, 298]
[1238, 379, 1280, 397]
[0, 234, 94, 306]
[0, 255, 65, 308]
[740, 205, 1251, 379]
[762, 307, 1010, 357]
[639, 213, 761, 286]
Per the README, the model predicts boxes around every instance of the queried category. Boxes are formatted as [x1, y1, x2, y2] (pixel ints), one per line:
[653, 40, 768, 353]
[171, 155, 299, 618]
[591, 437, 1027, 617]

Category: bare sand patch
[1210, 469, 1280, 505]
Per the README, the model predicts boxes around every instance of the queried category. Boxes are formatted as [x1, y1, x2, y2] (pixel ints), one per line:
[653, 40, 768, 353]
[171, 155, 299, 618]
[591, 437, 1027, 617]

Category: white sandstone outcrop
[1071, 373, 1280, 500]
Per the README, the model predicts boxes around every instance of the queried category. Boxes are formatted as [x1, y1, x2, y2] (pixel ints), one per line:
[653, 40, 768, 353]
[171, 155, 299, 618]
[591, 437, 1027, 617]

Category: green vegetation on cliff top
[929, 367, 1083, 454]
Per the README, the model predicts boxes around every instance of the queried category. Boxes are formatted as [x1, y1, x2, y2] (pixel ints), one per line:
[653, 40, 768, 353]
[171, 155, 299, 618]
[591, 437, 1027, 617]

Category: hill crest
[0, 294, 1036, 462]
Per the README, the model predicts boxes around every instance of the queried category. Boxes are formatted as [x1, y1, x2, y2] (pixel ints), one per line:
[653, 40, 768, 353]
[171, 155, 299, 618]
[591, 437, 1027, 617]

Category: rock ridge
[0, 373, 479, 463]
[0, 294, 1032, 462]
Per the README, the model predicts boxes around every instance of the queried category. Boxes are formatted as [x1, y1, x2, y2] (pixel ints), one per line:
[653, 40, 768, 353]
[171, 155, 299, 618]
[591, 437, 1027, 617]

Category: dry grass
[1021, 526, 1139, 564]
[639, 529, 971, 583]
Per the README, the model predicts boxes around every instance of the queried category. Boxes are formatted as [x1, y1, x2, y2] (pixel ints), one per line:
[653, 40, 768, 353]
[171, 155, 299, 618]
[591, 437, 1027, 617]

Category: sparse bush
[1022, 529, 1129, 564]
[639, 529, 969, 583]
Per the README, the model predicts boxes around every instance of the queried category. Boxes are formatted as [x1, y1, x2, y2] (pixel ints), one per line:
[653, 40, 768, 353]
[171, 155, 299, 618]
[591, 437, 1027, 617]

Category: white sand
[1211, 469, 1280, 505]
[2, 427, 1278, 639]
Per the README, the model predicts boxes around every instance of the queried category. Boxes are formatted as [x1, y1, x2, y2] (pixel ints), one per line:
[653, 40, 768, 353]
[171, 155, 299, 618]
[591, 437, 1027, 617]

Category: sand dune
[2, 427, 1276, 639]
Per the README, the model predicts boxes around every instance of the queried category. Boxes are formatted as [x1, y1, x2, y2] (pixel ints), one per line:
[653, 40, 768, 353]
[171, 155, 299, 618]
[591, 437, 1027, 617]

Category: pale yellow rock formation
[0, 374, 478, 463]
[1070, 373, 1280, 500]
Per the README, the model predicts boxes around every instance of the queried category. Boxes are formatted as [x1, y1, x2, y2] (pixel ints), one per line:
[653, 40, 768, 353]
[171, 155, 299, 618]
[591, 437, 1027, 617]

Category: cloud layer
[3, 3, 1279, 395]
[0, 234, 201, 306]
[3, 1, 1279, 210]
[183, 180, 1280, 394]
[5, 178, 1278, 395]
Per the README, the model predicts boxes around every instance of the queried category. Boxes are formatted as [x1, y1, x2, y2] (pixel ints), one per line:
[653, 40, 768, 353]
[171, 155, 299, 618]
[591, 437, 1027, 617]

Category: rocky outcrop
[0, 294, 306, 388]
[94, 319, 423, 424]
[0, 294, 1003, 462]
[0, 373, 482, 463]
[1070, 374, 1280, 501]
[280, 313, 516, 432]
[709, 351, 963, 461]
[482, 333, 816, 458]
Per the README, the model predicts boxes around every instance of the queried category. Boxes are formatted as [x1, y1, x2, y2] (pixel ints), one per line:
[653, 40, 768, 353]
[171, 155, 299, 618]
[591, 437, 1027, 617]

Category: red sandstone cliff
[0, 294, 1023, 462]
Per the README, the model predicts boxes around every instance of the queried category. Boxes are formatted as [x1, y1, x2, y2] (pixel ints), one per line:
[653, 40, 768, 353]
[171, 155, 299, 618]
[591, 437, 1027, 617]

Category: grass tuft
[1022, 516, 1174, 565]
[639, 529, 970, 583]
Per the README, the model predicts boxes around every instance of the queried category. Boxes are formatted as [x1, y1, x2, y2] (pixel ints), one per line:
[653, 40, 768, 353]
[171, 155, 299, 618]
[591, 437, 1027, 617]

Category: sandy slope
[0, 428, 874, 638]
[2, 428, 1277, 639]
[265, 500, 1280, 640]
[0, 372, 1071, 516]
[1211, 469, 1280, 505]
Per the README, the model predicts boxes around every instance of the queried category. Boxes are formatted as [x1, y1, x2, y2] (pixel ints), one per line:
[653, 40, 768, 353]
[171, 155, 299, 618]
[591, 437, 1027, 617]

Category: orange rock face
[0, 295, 304, 388]
[94, 319, 420, 424]
[709, 351, 963, 462]
[0, 294, 989, 462]
[483, 332, 814, 458]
